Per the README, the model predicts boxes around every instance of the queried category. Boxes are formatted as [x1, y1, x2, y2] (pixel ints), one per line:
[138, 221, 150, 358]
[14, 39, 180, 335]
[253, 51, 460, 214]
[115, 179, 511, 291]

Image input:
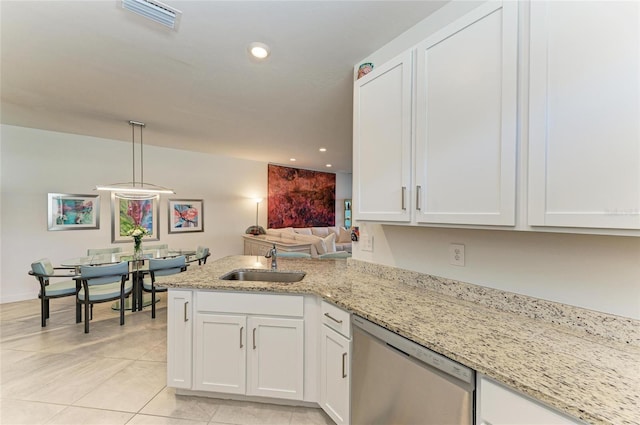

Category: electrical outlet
[449, 244, 465, 266]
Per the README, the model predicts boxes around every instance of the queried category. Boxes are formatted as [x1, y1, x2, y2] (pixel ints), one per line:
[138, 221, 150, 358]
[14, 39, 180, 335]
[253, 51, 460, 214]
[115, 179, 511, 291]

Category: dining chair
[76, 261, 132, 333]
[29, 258, 79, 327]
[144, 256, 187, 318]
[194, 246, 210, 265]
[87, 247, 123, 256]
[277, 252, 312, 258]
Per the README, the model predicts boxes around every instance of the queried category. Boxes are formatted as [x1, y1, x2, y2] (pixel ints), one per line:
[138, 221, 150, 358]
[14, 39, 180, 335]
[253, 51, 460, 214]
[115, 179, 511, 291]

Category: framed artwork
[111, 193, 160, 243]
[267, 164, 336, 228]
[169, 199, 204, 233]
[48, 193, 100, 231]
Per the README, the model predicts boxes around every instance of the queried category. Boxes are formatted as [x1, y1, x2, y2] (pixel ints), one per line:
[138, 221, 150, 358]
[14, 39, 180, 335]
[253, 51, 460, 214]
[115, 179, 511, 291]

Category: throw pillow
[322, 233, 337, 253]
[338, 227, 351, 243]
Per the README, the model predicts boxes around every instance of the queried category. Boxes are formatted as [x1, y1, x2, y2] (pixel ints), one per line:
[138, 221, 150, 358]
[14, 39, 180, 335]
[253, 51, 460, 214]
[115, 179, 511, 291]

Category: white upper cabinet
[353, 51, 413, 222]
[414, 1, 518, 226]
[528, 0, 640, 230]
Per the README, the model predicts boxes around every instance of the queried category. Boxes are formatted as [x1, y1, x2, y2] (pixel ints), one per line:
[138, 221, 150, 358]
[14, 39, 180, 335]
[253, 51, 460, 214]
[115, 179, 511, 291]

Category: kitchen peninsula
[160, 255, 639, 425]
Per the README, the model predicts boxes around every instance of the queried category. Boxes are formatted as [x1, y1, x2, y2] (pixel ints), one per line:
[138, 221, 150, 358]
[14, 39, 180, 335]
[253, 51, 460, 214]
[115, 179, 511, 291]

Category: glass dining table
[61, 249, 195, 312]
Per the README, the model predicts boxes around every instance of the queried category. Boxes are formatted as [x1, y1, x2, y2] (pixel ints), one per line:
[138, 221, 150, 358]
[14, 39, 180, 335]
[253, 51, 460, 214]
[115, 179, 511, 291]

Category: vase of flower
[127, 225, 149, 260]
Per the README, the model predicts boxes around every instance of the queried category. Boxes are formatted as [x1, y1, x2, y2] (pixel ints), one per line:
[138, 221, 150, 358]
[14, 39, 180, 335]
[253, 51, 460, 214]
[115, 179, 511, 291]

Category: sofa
[264, 226, 352, 257]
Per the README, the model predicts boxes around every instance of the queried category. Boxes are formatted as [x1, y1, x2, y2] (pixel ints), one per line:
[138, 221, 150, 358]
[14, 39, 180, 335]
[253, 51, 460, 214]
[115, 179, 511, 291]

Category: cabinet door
[353, 50, 413, 222]
[320, 326, 351, 425]
[193, 314, 247, 394]
[415, 1, 518, 226]
[477, 376, 582, 425]
[167, 290, 192, 389]
[528, 1, 640, 230]
[247, 316, 304, 400]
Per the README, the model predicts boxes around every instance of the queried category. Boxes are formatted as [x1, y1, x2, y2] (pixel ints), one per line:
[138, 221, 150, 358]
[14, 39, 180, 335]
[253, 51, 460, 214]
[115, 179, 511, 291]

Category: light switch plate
[361, 234, 374, 252]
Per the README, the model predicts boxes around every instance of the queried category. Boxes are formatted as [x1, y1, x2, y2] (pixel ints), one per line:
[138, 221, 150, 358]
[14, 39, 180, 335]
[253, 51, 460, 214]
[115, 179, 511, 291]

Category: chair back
[87, 247, 123, 256]
[80, 261, 129, 286]
[31, 258, 54, 277]
[144, 244, 168, 250]
[196, 246, 209, 259]
[149, 256, 186, 278]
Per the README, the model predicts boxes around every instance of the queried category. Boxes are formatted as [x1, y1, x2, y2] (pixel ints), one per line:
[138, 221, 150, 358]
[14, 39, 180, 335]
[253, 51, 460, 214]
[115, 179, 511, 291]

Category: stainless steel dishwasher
[351, 316, 475, 425]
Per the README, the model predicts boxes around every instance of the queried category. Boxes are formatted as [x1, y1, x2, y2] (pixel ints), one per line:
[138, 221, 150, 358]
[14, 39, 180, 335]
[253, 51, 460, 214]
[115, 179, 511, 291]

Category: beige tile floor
[0, 296, 334, 425]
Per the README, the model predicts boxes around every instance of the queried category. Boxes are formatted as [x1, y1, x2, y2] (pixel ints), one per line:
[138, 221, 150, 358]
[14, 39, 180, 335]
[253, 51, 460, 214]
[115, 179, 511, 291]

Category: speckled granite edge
[348, 259, 640, 346]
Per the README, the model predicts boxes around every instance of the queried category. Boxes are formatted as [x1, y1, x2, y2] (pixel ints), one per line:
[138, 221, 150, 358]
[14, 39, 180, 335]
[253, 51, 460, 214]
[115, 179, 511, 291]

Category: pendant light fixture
[95, 120, 175, 200]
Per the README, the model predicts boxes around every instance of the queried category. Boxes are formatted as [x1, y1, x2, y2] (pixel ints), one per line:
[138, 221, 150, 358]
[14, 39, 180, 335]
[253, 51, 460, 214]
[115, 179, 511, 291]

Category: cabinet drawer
[197, 291, 303, 317]
[321, 301, 351, 338]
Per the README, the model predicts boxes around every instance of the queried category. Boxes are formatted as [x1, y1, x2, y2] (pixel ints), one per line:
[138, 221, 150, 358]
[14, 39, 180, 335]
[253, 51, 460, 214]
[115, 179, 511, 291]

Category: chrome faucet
[265, 244, 277, 270]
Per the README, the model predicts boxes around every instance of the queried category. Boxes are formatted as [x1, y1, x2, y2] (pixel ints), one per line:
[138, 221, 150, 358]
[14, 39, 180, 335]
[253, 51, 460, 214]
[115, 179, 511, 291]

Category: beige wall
[0, 125, 351, 303]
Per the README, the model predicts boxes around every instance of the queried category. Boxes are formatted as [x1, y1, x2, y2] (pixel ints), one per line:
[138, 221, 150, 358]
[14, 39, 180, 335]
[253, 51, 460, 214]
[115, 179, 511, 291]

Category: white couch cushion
[293, 228, 313, 235]
[311, 227, 329, 237]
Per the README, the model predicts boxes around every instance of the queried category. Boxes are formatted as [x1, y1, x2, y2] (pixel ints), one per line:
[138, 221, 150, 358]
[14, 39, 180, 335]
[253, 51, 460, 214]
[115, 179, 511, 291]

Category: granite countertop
[162, 255, 640, 425]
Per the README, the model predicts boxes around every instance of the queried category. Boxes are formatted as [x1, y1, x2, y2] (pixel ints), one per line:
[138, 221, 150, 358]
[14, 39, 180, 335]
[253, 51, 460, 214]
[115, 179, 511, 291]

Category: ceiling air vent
[122, 0, 182, 30]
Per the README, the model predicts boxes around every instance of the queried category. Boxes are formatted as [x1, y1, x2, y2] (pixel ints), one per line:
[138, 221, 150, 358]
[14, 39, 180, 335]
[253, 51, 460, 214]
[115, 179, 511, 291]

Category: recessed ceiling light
[248, 42, 270, 59]
[290, 158, 296, 162]
[319, 148, 327, 152]
[326, 164, 332, 168]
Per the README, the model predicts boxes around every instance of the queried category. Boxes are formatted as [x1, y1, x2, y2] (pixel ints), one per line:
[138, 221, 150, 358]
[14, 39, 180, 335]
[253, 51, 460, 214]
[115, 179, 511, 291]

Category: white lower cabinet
[247, 316, 304, 400]
[476, 375, 583, 425]
[320, 325, 351, 425]
[320, 301, 351, 425]
[193, 313, 246, 394]
[167, 290, 192, 389]
[173, 291, 305, 402]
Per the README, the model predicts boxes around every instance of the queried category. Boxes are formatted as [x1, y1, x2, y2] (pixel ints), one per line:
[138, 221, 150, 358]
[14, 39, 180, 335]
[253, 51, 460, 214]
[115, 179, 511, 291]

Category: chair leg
[45, 298, 50, 319]
[84, 299, 90, 333]
[41, 297, 46, 327]
[150, 286, 155, 319]
[76, 299, 82, 323]
[120, 293, 125, 326]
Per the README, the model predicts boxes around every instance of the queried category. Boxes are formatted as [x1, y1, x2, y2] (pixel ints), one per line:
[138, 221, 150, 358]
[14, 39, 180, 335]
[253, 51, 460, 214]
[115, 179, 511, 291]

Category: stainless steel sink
[220, 269, 306, 283]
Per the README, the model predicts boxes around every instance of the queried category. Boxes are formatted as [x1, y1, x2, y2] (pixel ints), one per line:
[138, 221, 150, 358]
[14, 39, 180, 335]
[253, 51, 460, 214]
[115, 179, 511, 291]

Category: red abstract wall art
[268, 164, 336, 228]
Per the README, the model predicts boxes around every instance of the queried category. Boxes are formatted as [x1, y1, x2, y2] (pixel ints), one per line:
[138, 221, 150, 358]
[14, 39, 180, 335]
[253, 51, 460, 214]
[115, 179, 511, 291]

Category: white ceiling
[1, 0, 447, 173]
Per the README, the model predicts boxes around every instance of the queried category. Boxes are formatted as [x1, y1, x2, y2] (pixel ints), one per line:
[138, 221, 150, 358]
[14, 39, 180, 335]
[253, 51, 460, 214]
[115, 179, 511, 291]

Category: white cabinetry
[167, 290, 192, 389]
[193, 314, 246, 394]
[528, 0, 640, 230]
[353, 1, 517, 227]
[248, 316, 304, 400]
[193, 292, 305, 401]
[414, 1, 518, 226]
[477, 375, 583, 425]
[353, 51, 412, 223]
[320, 302, 351, 425]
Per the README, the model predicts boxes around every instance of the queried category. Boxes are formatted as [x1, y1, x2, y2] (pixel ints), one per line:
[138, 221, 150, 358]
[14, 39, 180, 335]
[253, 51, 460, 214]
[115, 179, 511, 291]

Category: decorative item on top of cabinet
[353, 50, 413, 223]
[414, 0, 518, 226]
[528, 0, 640, 231]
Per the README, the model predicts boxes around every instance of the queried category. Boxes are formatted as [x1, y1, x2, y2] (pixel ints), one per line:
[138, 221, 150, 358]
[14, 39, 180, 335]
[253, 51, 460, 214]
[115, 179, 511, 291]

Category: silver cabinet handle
[240, 326, 244, 348]
[324, 312, 343, 324]
[183, 301, 189, 322]
[342, 352, 347, 378]
[253, 328, 257, 349]
[401, 186, 407, 210]
[416, 185, 422, 211]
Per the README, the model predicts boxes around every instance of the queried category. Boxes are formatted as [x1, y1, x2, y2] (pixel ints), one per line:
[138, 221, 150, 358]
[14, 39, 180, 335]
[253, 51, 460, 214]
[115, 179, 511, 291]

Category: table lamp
[245, 198, 266, 235]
